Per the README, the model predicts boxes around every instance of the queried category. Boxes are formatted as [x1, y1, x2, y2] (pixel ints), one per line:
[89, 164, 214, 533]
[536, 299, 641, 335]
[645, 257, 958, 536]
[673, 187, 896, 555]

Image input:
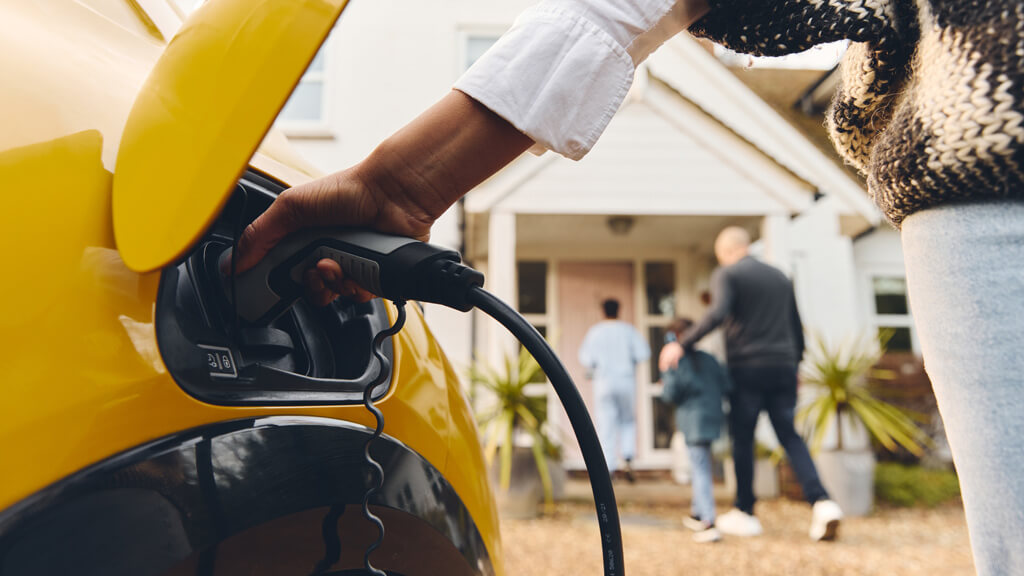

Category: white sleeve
[454, 0, 695, 160]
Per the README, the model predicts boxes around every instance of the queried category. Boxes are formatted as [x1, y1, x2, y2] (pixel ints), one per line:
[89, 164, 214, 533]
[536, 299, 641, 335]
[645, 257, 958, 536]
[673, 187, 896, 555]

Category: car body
[0, 1, 501, 574]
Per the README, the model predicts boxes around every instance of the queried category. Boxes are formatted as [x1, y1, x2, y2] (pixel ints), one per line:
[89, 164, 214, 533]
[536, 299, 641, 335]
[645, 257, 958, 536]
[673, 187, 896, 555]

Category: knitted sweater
[691, 0, 1024, 226]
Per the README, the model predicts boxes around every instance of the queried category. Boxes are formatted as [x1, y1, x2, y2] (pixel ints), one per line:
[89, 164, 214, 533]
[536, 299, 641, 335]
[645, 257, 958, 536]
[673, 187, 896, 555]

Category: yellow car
[0, 1, 501, 574]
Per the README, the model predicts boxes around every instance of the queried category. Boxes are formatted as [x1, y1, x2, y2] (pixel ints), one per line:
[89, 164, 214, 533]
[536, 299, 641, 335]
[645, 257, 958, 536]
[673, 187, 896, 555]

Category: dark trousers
[729, 364, 829, 515]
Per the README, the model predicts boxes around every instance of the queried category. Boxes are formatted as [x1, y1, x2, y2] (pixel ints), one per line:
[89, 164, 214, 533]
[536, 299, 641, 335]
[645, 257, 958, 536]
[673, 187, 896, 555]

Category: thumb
[231, 193, 302, 274]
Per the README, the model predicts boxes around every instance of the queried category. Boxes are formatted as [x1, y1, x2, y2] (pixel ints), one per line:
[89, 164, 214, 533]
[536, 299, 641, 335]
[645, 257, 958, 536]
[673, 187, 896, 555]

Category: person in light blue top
[579, 299, 650, 480]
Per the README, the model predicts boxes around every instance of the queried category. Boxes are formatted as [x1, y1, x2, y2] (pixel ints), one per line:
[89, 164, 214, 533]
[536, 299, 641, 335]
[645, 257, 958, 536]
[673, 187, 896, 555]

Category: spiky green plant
[470, 347, 559, 510]
[798, 332, 930, 457]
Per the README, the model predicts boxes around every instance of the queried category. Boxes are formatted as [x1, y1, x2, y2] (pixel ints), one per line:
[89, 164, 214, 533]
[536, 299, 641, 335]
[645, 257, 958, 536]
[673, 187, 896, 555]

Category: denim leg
[596, 393, 620, 472]
[902, 201, 1024, 575]
[763, 372, 829, 504]
[728, 382, 762, 515]
[687, 443, 716, 524]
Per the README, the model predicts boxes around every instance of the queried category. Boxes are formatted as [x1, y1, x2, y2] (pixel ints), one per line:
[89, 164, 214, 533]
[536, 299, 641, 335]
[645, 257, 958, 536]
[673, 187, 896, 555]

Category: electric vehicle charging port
[154, 171, 395, 406]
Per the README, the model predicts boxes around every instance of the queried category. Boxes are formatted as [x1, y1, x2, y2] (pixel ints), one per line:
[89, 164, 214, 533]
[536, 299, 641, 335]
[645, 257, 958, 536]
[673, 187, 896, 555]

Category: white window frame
[275, 38, 335, 139]
[860, 267, 919, 355]
[517, 259, 554, 398]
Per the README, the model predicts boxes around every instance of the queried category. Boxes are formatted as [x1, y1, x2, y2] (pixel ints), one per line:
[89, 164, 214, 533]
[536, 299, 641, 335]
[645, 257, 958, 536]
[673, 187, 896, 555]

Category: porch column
[487, 209, 518, 366]
[761, 213, 793, 276]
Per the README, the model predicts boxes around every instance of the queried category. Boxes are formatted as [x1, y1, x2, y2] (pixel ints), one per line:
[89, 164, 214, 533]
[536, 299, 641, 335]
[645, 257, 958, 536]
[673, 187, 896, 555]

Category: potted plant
[798, 332, 930, 516]
[470, 348, 563, 518]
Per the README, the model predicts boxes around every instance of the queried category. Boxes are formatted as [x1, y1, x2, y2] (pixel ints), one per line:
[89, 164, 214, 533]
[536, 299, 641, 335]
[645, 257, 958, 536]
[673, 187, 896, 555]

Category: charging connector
[230, 229, 625, 576]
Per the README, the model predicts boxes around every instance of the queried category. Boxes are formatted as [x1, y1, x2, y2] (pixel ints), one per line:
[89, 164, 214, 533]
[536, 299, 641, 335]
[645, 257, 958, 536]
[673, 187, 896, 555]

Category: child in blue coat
[661, 317, 731, 543]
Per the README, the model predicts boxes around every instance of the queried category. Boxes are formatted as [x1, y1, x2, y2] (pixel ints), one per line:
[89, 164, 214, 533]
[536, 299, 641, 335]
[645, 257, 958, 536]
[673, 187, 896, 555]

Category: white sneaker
[715, 508, 763, 537]
[682, 515, 706, 532]
[692, 526, 723, 544]
[809, 499, 843, 541]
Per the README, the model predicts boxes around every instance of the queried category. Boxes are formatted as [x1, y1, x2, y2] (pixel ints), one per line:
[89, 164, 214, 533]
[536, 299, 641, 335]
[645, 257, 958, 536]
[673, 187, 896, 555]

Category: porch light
[607, 216, 635, 236]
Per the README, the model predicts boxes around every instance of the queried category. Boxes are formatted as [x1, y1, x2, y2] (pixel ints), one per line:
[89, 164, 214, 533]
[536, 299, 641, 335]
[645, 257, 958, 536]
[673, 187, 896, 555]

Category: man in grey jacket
[660, 227, 842, 541]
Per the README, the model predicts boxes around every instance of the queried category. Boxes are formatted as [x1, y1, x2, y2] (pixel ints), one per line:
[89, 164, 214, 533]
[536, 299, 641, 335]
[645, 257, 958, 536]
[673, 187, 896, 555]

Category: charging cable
[226, 229, 624, 576]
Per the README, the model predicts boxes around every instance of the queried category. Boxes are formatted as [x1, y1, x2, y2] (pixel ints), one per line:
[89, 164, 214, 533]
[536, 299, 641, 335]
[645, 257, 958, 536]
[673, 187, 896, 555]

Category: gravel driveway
[500, 499, 974, 575]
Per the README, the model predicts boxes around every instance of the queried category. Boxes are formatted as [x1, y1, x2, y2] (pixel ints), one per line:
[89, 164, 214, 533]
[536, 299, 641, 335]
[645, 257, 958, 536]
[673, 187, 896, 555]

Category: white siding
[492, 100, 795, 216]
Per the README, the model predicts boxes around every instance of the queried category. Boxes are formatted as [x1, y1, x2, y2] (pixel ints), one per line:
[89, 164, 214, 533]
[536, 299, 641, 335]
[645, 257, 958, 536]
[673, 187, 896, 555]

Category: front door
[556, 261, 636, 467]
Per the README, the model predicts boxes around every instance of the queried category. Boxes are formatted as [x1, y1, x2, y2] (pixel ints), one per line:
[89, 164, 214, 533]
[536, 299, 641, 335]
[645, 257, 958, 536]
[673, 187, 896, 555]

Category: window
[463, 34, 501, 71]
[517, 261, 548, 315]
[873, 277, 909, 315]
[644, 262, 676, 316]
[647, 326, 667, 384]
[651, 397, 675, 450]
[278, 47, 328, 126]
[517, 261, 551, 386]
[869, 275, 916, 354]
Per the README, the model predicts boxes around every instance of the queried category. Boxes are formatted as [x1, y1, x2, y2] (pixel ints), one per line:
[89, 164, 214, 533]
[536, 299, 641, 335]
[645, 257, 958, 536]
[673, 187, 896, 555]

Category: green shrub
[875, 462, 961, 508]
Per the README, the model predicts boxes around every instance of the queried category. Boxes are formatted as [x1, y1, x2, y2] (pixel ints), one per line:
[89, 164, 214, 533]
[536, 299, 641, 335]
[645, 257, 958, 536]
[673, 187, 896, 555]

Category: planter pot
[815, 449, 876, 516]
[489, 446, 565, 519]
[724, 457, 780, 500]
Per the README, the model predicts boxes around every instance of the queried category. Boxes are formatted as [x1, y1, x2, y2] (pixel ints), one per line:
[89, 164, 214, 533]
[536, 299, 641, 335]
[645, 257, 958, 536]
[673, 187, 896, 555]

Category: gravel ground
[500, 499, 974, 575]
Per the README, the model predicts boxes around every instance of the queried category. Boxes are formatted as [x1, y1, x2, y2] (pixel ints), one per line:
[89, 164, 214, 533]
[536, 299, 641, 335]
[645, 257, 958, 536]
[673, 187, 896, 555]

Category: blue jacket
[660, 351, 731, 446]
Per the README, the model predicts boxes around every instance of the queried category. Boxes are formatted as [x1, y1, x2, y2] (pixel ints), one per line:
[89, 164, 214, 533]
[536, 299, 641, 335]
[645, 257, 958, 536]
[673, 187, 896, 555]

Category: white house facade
[263, 1, 918, 471]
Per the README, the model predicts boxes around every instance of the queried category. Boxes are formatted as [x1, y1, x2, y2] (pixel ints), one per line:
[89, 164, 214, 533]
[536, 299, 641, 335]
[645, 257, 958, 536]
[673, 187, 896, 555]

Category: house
[260, 1, 920, 471]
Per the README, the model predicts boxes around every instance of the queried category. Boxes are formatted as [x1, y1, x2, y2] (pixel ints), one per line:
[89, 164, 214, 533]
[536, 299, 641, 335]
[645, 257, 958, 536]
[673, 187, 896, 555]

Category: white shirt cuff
[454, 4, 636, 161]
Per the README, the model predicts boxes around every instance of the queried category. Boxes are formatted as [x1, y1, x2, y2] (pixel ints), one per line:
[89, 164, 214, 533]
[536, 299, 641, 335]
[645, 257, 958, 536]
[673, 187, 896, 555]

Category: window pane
[648, 326, 667, 383]
[279, 81, 323, 122]
[873, 276, 908, 315]
[881, 326, 913, 353]
[465, 35, 500, 70]
[517, 261, 547, 315]
[652, 397, 675, 450]
[645, 262, 675, 316]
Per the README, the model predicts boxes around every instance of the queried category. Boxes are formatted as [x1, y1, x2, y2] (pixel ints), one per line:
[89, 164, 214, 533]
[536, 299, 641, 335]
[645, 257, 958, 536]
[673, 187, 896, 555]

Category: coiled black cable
[466, 287, 624, 576]
[361, 300, 407, 576]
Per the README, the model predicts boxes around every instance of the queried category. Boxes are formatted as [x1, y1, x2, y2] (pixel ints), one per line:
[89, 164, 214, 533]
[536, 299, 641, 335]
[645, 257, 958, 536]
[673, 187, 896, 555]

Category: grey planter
[489, 445, 565, 519]
[815, 449, 876, 516]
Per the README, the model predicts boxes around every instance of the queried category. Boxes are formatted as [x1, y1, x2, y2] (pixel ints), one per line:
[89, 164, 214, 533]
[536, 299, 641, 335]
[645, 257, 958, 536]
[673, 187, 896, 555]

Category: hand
[231, 167, 435, 306]
[228, 90, 532, 308]
[659, 341, 684, 372]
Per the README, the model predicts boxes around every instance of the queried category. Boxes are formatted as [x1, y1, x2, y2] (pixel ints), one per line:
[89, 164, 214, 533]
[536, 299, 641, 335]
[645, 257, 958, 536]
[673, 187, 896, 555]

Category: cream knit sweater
[692, 0, 1024, 226]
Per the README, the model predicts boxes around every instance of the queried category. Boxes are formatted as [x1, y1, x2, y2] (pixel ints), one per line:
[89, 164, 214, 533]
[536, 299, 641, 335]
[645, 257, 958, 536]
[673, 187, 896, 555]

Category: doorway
[555, 261, 637, 466]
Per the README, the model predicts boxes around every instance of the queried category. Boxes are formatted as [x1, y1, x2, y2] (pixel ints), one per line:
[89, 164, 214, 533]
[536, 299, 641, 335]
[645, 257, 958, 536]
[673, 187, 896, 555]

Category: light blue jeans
[687, 442, 716, 524]
[902, 200, 1024, 576]
[596, 387, 636, 471]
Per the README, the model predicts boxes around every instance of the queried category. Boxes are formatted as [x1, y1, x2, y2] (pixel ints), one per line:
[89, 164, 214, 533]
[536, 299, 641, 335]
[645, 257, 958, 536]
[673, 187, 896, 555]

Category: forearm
[680, 310, 723, 349]
[354, 90, 534, 226]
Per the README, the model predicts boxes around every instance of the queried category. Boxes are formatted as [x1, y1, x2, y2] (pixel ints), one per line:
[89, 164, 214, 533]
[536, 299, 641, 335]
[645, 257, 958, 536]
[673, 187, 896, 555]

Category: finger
[303, 268, 338, 308]
[315, 259, 376, 302]
[340, 279, 375, 303]
[232, 201, 301, 276]
[316, 259, 346, 293]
